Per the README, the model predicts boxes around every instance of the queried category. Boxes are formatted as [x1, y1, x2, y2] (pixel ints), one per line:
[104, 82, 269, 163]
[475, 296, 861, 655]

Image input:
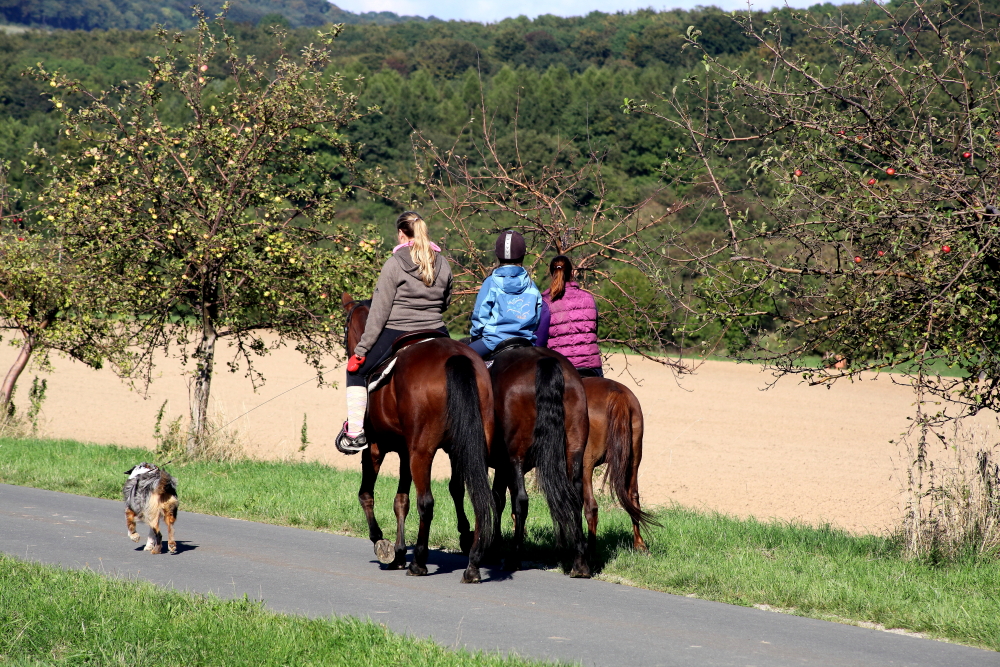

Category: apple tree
[30, 12, 384, 454]
[629, 0, 1000, 418]
[0, 160, 113, 411]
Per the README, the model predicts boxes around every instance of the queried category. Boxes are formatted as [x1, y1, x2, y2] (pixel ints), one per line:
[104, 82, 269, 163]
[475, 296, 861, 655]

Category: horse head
[341, 292, 371, 356]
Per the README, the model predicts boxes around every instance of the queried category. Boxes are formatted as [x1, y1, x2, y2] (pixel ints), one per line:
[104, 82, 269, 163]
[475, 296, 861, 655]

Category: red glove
[347, 354, 365, 372]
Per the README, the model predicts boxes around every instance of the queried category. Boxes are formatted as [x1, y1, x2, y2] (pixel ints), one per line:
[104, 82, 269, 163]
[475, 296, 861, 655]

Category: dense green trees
[0, 0, 424, 31]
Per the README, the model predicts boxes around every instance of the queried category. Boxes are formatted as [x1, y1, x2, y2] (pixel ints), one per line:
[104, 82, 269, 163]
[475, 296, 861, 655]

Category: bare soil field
[1, 344, 946, 534]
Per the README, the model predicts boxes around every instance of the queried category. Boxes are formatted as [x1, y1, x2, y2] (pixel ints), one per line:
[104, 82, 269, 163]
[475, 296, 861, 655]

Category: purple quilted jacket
[542, 282, 601, 370]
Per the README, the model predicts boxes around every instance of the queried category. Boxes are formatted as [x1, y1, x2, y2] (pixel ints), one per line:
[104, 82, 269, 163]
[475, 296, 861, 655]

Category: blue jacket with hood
[470, 265, 542, 350]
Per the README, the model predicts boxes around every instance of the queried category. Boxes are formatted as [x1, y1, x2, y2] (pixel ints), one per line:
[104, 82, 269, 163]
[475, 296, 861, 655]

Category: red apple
[942, 245, 951, 253]
[962, 152, 972, 159]
[856, 135, 864, 140]
[877, 250, 885, 257]
[837, 130, 845, 135]
[867, 178, 877, 185]
[854, 256, 862, 263]
[885, 167, 896, 175]
[794, 169, 803, 177]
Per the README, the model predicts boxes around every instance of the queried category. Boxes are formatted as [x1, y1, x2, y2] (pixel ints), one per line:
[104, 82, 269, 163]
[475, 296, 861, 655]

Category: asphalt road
[1, 484, 996, 666]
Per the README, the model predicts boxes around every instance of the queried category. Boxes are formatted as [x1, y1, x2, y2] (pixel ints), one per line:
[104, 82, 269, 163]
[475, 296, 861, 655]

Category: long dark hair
[548, 255, 573, 301]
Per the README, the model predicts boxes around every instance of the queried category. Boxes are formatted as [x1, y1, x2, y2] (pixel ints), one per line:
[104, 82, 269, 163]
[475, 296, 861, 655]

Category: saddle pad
[366, 337, 437, 393]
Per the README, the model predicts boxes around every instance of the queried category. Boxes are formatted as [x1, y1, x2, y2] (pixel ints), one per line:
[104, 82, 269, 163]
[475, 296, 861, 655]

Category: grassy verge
[2, 437, 999, 651]
[0, 554, 555, 666]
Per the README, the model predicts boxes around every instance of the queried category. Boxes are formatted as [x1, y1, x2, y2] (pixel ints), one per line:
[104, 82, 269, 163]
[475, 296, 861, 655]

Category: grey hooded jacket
[355, 247, 453, 358]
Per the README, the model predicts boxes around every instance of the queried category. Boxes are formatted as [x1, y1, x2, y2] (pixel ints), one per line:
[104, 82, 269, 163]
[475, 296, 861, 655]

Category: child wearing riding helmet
[467, 230, 542, 357]
[536, 255, 603, 377]
[337, 212, 452, 453]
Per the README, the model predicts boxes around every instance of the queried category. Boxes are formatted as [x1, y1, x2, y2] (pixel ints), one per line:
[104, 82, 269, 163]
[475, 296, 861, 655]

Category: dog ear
[124, 466, 135, 475]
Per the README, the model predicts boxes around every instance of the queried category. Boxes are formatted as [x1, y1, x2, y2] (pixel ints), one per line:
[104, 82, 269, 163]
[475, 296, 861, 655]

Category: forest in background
[2, 0, 999, 352]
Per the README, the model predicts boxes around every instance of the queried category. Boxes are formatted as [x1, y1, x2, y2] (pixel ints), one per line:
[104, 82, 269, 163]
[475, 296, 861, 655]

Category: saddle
[366, 329, 450, 392]
[483, 336, 532, 365]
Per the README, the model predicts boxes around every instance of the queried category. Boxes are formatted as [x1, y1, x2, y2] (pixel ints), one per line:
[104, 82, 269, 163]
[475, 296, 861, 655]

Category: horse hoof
[461, 568, 481, 584]
[569, 566, 591, 579]
[406, 563, 428, 576]
[374, 540, 395, 564]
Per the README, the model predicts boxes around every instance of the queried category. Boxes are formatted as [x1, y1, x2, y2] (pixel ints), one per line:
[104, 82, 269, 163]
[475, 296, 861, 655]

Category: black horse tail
[604, 387, 660, 529]
[533, 357, 583, 540]
[445, 355, 494, 548]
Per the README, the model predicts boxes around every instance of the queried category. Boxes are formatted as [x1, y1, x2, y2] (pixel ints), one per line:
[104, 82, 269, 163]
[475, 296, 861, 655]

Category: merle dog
[123, 462, 178, 554]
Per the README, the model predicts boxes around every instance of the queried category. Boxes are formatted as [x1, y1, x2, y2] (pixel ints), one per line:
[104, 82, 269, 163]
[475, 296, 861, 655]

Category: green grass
[0, 554, 556, 666]
[2, 437, 999, 651]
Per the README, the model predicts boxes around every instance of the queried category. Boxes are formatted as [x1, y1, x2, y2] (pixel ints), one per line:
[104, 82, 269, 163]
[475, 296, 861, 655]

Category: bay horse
[581, 377, 659, 560]
[488, 344, 591, 578]
[342, 293, 495, 583]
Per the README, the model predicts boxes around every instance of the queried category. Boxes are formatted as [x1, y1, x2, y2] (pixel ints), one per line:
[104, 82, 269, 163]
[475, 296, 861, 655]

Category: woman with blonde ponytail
[337, 212, 453, 452]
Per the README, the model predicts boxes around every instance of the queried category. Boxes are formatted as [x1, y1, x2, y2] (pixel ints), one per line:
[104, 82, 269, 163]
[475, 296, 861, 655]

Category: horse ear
[341, 292, 353, 309]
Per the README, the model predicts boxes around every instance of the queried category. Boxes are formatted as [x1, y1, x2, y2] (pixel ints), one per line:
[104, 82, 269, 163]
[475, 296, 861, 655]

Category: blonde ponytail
[396, 211, 436, 287]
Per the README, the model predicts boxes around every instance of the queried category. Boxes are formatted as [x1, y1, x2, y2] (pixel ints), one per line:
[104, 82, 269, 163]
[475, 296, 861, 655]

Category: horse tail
[604, 387, 660, 529]
[445, 355, 494, 548]
[533, 357, 583, 539]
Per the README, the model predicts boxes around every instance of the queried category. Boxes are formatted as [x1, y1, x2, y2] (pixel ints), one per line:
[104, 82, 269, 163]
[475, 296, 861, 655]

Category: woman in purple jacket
[536, 255, 603, 377]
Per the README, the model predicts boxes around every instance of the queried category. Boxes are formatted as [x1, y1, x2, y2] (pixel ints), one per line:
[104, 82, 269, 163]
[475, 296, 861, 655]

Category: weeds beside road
[1, 436, 998, 651]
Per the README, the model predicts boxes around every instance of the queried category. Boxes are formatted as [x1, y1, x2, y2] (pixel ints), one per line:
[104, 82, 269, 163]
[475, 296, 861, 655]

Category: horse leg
[359, 449, 389, 561]
[484, 463, 509, 564]
[387, 457, 412, 569]
[583, 460, 599, 564]
[449, 463, 474, 556]
[567, 433, 592, 579]
[407, 451, 435, 577]
[506, 461, 529, 572]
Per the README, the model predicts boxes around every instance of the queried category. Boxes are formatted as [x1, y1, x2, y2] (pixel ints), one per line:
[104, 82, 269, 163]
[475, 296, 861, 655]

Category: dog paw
[168, 543, 177, 554]
[128, 532, 141, 542]
[150, 544, 162, 554]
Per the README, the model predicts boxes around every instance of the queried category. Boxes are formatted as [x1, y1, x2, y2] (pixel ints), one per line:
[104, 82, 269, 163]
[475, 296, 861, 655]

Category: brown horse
[488, 344, 591, 578]
[581, 377, 659, 560]
[342, 293, 495, 583]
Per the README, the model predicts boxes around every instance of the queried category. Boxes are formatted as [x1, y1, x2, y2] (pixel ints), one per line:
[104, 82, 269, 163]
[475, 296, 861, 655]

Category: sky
[336, 0, 837, 23]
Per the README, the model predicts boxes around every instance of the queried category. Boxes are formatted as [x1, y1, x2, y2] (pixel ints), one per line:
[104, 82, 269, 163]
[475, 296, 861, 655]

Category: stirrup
[335, 422, 368, 455]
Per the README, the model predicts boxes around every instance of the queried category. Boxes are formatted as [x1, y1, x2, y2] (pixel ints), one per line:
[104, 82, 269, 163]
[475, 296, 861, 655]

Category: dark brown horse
[342, 293, 495, 583]
[581, 377, 659, 560]
[488, 344, 591, 578]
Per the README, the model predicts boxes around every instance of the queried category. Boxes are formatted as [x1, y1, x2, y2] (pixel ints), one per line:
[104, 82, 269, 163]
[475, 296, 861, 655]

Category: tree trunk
[187, 316, 217, 456]
[1, 333, 34, 412]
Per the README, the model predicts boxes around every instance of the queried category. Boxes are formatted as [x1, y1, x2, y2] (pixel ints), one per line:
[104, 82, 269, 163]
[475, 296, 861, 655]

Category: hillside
[0, 0, 428, 31]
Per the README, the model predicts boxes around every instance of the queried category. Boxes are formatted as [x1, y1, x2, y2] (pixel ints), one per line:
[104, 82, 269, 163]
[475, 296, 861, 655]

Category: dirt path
[2, 344, 940, 534]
